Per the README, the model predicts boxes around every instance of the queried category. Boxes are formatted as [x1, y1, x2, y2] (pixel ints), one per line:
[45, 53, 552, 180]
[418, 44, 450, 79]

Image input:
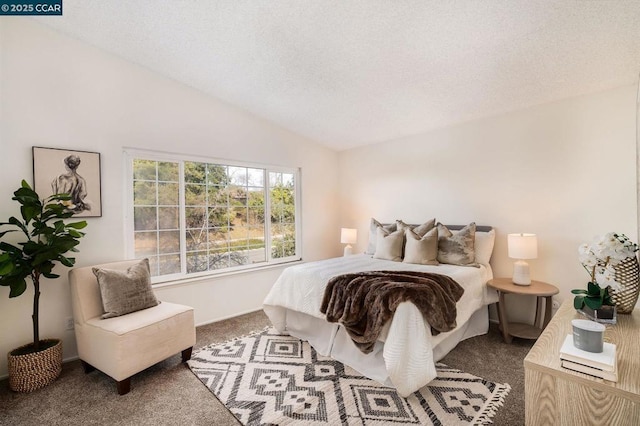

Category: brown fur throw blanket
[320, 271, 464, 353]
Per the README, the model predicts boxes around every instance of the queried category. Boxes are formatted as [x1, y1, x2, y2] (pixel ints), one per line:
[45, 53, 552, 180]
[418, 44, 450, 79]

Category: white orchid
[573, 233, 638, 311]
[578, 232, 637, 288]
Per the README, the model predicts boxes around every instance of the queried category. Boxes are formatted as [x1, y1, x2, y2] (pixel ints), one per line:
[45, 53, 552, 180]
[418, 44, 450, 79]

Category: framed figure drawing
[32, 147, 102, 217]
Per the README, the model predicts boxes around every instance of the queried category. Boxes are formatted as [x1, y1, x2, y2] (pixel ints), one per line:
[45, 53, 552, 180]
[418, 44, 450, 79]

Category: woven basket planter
[8, 339, 63, 392]
[609, 256, 640, 314]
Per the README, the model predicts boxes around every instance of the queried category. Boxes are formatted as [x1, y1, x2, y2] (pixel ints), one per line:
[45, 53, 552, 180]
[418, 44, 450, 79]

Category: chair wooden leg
[81, 360, 96, 374]
[117, 378, 131, 395]
[181, 347, 193, 363]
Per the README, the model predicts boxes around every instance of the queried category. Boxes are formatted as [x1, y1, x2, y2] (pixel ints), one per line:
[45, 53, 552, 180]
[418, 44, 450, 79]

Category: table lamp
[340, 228, 357, 256]
[508, 233, 537, 285]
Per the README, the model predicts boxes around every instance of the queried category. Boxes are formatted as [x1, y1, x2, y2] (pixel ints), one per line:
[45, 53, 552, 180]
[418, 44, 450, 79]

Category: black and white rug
[188, 328, 510, 425]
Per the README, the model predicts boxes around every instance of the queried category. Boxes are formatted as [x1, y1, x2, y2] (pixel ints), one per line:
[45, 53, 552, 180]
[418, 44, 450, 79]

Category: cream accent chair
[69, 260, 196, 395]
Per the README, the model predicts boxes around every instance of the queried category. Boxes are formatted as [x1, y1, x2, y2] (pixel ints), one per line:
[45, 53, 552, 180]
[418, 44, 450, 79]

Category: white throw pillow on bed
[472, 229, 495, 265]
[373, 228, 404, 261]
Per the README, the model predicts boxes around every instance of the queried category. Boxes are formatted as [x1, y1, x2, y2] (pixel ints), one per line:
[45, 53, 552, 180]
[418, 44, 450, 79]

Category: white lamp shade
[340, 228, 357, 244]
[508, 233, 538, 260]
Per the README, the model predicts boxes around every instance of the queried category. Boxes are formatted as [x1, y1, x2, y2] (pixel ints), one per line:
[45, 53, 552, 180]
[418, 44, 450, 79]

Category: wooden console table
[524, 300, 640, 425]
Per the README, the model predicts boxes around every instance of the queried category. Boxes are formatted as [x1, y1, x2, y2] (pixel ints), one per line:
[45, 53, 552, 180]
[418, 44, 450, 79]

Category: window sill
[151, 258, 303, 290]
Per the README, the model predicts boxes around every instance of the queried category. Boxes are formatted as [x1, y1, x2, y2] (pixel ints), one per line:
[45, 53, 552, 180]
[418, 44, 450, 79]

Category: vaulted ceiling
[36, 1, 640, 151]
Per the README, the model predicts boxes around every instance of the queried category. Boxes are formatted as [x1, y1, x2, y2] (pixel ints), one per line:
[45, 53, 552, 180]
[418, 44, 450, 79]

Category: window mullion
[264, 169, 272, 262]
[294, 169, 301, 259]
[154, 163, 161, 276]
[179, 161, 187, 276]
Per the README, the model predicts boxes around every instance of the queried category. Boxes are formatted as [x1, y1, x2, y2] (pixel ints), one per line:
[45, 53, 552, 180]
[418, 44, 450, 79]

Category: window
[125, 150, 301, 283]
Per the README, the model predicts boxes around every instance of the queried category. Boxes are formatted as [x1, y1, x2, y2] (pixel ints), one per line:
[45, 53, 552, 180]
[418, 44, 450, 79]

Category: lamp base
[512, 260, 531, 285]
[343, 245, 353, 257]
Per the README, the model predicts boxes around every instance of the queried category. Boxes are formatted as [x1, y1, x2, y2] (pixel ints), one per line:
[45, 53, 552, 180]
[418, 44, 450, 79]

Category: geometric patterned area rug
[188, 328, 510, 425]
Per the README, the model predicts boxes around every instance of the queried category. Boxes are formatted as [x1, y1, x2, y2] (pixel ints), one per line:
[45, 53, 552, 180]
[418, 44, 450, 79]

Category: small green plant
[0, 180, 87, 352]
[572, 281, 613, 311]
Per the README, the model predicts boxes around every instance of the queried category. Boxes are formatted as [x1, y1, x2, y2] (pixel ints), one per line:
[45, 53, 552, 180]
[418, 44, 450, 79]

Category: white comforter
[263, 254, 496, 396]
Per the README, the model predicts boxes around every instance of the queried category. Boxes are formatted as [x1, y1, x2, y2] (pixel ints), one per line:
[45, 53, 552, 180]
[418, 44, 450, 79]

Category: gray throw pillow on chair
[93, 258, 160, 319]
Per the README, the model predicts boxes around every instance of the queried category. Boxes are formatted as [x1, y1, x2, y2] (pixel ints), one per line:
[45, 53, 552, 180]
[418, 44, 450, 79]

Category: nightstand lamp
[508, 233, 537, 285]
[340, 228, 357, 256]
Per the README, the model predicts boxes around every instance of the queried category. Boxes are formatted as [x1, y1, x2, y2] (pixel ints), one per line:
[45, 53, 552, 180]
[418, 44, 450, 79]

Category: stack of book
[559, 334, 617, 381]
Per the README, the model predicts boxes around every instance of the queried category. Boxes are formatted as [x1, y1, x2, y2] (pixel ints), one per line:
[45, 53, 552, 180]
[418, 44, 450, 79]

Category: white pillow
[474, 229, 496, 265]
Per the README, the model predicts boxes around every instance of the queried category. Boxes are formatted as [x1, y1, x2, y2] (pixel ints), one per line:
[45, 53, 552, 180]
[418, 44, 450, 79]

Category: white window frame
[123, 148, 302, 284]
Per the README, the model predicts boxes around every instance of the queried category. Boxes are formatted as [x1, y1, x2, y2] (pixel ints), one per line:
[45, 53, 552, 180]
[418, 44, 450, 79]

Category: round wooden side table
[487, 277, 559, 344]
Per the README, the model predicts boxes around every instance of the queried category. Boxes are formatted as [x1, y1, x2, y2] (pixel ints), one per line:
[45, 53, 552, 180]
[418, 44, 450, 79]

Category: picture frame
[32, 147, 102, 217]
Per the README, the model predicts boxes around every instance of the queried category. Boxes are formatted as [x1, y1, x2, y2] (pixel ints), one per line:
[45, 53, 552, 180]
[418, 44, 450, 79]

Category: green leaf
[20, 205, 39, 223]
[58, 255, 74, 267]
[571, 289, 588, 294]
[573, 296, 585, 310]
[53, 220, 65, 233]
[587, 281, 601, 295]
[0, 260, 14, 275]
[9, 279, 27, 298]
[41, 272, 60, 279]
[584, 296, 603, 310]
[8, 216, 28, 235]
[49, 193, 72, 201]
[66, 221, 87, 229]
[68, 229, 83, 238]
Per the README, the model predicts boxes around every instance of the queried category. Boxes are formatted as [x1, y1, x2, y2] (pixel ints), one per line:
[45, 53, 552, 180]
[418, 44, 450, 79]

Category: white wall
[338, 85, 638, 322]
[0, 19, 340, 377]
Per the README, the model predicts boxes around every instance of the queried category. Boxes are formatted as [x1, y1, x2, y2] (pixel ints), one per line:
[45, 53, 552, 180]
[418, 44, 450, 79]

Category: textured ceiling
[36, 1, 640, 151]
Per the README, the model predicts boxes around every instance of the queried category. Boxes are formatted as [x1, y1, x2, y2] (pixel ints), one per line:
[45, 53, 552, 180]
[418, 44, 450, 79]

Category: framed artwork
[32, 147, 102, 217]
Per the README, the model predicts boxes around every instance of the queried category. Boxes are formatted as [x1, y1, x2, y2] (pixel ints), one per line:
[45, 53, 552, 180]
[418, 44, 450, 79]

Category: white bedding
[263, 254, 497, 396]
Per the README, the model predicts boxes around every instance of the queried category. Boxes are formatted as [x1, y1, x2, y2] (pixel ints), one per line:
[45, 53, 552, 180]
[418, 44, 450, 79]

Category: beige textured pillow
[366, 218, 397, 255]
[396, 219, 436, 237]
[411, 218, 436, 237]
[373, 228, 404, 261]
[93, 259, 160, 319]
[437, 223, 479, 267]
[403, 227, 439, 265]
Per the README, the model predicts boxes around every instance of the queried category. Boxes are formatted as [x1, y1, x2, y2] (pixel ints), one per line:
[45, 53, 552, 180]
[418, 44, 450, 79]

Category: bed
[262, 224, 498, 397]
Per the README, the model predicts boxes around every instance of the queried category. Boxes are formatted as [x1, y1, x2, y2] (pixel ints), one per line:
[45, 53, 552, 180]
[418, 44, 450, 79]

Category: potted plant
[0, 180, 87, 392]
[572, 232, 637, 323]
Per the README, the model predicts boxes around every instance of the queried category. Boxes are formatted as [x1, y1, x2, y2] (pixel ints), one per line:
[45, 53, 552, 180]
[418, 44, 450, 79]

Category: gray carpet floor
[0, 310, 533, 425]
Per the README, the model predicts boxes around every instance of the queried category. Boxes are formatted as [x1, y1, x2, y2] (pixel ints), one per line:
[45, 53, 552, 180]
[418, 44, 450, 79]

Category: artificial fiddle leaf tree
[0, 180, 87, 353]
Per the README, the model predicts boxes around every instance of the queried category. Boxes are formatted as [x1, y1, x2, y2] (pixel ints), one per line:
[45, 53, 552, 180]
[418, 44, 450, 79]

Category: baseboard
[195, 307, 263, 327]
[63, 355, 80, 364]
